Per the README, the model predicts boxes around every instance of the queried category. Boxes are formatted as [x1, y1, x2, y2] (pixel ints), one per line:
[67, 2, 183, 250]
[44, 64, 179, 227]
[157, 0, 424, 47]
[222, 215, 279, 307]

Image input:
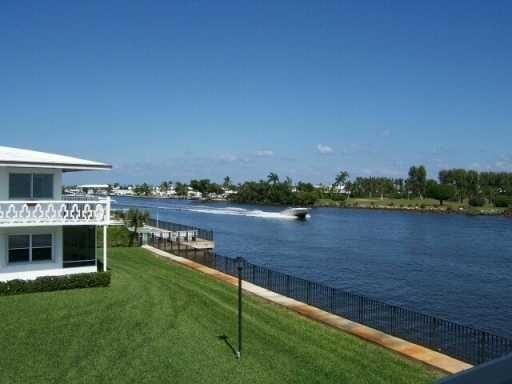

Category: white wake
[157, 205, 297, 220]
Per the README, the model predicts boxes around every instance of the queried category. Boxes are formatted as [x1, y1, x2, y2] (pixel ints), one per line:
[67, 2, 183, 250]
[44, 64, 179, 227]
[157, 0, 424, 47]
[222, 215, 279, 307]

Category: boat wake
[158, 205, 299, 220]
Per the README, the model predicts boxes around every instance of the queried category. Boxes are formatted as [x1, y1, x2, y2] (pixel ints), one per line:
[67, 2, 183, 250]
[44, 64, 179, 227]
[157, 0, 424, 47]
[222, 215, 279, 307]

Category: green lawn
[0, 248, 442, 383]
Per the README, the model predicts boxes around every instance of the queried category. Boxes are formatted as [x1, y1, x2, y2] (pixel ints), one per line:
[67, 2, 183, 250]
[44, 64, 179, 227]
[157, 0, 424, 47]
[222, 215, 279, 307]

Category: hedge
[0, 271, 111, 296]
[495, 195, 512, 208]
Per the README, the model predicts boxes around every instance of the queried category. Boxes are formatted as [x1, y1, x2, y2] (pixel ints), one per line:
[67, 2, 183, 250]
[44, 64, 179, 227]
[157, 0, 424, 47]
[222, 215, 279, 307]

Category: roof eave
[0, 161, 112, 172]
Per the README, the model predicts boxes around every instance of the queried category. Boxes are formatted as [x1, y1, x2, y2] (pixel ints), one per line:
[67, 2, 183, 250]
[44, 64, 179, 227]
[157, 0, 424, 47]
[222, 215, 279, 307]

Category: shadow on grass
[217, 335, 238, 358]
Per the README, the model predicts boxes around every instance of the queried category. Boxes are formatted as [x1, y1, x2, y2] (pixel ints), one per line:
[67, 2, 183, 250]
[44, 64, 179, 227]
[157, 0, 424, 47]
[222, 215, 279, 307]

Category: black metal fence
[146, 218, 214, 241]
[148, 234, 512, 366]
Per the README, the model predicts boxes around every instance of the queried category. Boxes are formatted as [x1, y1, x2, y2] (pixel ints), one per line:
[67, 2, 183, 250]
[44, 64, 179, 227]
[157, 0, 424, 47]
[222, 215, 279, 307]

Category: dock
[141, 224, 215, 250]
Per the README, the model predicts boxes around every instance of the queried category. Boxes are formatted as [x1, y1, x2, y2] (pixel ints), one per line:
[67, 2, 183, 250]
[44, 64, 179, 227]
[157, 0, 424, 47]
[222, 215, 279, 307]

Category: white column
[103, 225, 107, 271]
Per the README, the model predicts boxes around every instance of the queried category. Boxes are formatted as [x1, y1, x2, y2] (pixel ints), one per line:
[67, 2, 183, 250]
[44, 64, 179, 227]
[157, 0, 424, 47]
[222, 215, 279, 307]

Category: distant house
[0, 146, 112, 282]
[112, 186, 135, 196]
[78, 184, 110, 195]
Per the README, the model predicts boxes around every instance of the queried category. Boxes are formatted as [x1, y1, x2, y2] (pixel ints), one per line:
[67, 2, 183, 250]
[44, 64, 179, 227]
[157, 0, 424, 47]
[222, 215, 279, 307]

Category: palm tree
[159, 181, 169, 192]
[120, 208, 149, 246]
[267, 172, 279, 185]
[223, 176, 232, 189]
[333, 171, 349, 192]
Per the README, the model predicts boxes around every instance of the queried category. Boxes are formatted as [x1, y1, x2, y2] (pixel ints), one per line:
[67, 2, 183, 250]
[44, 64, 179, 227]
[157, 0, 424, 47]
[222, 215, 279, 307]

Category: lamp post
[235, 256, 245, 359]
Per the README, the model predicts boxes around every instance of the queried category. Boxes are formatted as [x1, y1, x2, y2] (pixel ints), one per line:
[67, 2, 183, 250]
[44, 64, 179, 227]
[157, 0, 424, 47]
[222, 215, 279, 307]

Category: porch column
[103, 225, 108, 271]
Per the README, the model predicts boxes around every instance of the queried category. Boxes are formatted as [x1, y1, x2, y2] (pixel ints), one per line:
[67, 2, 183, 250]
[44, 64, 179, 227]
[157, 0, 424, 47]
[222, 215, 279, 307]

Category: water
[113, 196, 512, 338]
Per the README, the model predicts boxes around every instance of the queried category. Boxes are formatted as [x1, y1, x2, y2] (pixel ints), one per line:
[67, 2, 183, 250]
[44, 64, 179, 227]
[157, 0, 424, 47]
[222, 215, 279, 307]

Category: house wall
[0, 225, 96, 281]
[0, 167, 62, 200]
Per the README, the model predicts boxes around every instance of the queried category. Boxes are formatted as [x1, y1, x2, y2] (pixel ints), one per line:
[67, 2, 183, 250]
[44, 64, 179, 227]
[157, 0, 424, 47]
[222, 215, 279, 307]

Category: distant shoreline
[110, 194, 511, 217]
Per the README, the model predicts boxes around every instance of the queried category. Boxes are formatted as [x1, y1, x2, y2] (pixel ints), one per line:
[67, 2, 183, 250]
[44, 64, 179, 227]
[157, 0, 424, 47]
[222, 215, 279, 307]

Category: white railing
[0, 197, 111, 227]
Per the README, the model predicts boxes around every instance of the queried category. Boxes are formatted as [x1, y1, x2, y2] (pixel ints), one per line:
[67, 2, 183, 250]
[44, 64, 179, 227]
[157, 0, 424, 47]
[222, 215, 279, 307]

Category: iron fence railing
[148, 234, 512, 366]
[146, 218, 213, 241]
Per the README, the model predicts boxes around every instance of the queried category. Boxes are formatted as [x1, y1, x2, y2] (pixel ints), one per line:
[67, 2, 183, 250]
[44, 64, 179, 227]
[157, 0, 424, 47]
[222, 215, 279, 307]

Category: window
[33, 174, 54, 198]
[31, 234, 53, 261]
[8, 234, 52, 263]
[9, 174, 32, 199]
[9, 173, 53, 199]
[8, 235, 30, 263]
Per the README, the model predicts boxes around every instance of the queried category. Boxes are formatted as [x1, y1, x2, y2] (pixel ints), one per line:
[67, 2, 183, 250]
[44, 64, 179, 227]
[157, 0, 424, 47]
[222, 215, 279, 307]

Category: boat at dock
[281, 207, 310, 219]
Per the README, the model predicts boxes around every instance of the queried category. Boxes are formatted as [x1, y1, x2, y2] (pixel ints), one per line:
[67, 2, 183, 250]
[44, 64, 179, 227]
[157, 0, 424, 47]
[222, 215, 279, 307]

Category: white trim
[0, 265, 97, 282]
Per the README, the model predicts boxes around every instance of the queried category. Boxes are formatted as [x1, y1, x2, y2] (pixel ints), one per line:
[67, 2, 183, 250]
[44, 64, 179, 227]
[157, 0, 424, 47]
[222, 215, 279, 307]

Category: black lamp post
[235, 256, 245, 359]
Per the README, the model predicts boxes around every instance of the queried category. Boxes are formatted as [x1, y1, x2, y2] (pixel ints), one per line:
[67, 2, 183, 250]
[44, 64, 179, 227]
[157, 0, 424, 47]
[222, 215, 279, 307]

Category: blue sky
[1, 1, 511, 185]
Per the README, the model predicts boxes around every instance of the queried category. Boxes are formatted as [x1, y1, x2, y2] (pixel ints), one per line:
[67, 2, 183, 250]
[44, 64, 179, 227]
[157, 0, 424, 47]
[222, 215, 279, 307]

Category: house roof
[0, 146, 112, 172]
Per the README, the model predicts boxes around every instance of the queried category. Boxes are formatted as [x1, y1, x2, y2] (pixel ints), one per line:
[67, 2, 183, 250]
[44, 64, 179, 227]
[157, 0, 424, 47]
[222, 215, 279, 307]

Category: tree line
[347, 166, 512, 207]
[126, 166, 512, 208]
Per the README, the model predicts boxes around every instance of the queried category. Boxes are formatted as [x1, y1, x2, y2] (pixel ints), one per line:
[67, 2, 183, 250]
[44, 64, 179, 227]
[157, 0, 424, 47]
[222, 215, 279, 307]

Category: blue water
[114, 196, 512, 338]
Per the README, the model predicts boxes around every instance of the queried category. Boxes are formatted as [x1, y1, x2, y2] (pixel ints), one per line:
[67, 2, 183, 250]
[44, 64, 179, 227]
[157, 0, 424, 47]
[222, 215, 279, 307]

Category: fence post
[359, 296, 364, 322]
[266, 269, 272, 290]
[479, 332, 487, 364]
[286, 275, 290, 297]
[306, 281, 311, 305]
[432, 317, 438, 349]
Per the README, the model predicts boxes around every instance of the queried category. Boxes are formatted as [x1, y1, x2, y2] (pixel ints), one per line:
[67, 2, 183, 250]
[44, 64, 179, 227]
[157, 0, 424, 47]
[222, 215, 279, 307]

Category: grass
[0, 248, 442, 383]
[325, 197, 505, 215]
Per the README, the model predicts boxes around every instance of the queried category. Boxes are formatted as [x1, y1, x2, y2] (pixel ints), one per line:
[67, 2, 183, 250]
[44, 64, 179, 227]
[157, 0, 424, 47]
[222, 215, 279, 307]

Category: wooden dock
[143, 225, 214, 250]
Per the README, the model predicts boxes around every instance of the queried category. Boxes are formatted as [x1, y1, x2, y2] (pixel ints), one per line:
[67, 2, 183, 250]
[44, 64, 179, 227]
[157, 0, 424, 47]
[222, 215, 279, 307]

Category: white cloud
[317, 144, 333, 154]
[219, 154, 238, 162]
[255, 149, 274, 157]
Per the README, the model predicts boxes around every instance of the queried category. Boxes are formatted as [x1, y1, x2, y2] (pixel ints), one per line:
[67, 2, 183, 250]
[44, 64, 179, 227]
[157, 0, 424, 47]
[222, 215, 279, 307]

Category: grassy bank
[0, 248, 441, 383]
[315, 197, 508, 216]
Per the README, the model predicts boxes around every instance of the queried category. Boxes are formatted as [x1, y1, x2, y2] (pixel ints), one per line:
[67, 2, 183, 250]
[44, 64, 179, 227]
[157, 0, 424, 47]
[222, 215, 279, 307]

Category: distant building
[78, 184, 110, 195]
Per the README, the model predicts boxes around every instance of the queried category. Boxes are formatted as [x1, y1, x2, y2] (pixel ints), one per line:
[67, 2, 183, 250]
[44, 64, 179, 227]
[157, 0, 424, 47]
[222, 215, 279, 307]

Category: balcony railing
[0, 197, 111, 227]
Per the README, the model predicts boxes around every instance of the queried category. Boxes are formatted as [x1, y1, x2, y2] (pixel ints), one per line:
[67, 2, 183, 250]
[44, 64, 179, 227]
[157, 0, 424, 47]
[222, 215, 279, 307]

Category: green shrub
[388, 202, 394, 207]
[0, 271, 111, 296]
[97, 226, 133, 248]
[495, 195, 512, 208]
[420, 203, 426, 209]
[468, 195, 486, 207]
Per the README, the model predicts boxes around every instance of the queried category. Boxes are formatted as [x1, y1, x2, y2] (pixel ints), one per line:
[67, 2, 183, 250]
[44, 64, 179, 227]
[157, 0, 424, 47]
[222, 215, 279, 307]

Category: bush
[0, 271, 111, 296]
[495, 195, 512, 208]
[468, 195, 486, 207]
[97, 226, 133, 248]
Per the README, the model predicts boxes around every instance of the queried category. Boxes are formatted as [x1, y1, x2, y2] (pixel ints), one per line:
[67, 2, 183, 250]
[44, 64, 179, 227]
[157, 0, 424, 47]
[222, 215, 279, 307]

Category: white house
[77, 184, 110, 195]
[0, 146, 112, 282]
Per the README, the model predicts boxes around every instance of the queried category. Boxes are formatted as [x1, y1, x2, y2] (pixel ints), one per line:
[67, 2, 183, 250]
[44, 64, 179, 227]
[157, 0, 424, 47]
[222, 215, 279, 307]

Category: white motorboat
[281, 207, 310, 219]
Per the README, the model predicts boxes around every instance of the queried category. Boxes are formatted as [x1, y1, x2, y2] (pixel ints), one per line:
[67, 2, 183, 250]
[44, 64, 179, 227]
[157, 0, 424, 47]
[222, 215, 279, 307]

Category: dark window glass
[63, 226, 96, 268]
[32, 247, 52, 261]
[8, 235, 30, 249]
[9, 249, 30, 263]
[33, 174, 53, 198]
[32, 234, 52, 248]
[9, 174, 32, 199]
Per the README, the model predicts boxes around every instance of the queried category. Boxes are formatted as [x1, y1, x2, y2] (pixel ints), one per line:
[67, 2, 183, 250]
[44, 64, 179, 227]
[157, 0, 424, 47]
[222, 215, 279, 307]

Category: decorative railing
[0, 197, 111, 226]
